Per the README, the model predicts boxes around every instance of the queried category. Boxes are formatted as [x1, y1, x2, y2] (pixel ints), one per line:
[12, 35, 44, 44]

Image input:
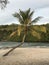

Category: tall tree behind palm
[3, 8, 42, 56]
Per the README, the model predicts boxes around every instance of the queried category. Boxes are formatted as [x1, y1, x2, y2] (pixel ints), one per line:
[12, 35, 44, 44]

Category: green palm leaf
[29, 11, 34, 19]
[29, 17, 42, 24]
[9, 31, 17, 37]
[13, 13, 24, 24]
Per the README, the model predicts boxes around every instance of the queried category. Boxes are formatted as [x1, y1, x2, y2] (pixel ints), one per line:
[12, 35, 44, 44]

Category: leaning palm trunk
[3, 8, 42, 56]
[3, 34, 26, 56]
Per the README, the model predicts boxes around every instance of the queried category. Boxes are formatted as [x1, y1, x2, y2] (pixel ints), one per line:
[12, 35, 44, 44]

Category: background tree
[3, 8, 42, 56]
[0, 0, 9, 9]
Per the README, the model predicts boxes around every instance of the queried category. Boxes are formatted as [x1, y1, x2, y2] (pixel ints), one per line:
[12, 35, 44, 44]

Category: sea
[0, 42, 49, 49]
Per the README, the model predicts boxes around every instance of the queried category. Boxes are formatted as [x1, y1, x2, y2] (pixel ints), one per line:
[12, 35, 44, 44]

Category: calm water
[0, 42, 49, 48]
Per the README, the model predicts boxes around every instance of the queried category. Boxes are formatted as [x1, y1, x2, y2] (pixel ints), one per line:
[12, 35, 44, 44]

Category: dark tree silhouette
[0, 0, 9, 9]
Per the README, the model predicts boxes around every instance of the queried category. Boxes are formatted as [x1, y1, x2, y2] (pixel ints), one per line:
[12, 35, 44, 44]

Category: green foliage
[0, 24, 49, 42]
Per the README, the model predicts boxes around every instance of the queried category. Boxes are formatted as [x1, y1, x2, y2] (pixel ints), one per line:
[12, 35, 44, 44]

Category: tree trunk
[3, 34, 26, 56]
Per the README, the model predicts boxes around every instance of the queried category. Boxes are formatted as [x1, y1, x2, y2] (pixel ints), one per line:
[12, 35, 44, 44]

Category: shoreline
[0, 45, 49, 49]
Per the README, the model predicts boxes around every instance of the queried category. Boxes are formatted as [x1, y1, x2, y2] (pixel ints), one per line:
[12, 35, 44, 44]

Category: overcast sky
[0, 0, 49, 25]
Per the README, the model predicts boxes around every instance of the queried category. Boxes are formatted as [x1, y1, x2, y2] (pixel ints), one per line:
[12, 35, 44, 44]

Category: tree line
[0, 24, 49, 42]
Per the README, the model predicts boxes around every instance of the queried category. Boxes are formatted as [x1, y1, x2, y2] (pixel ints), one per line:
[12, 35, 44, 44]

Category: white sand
[0, 48, 49, 65]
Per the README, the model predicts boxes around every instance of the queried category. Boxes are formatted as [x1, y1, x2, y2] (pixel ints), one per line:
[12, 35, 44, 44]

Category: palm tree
[3, 8, 42, 56]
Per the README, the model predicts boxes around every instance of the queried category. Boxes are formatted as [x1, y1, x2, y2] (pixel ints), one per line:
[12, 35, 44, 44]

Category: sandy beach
[0, 48, 49, 65]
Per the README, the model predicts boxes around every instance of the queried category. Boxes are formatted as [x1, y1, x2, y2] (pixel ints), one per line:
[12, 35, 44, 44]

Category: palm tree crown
[13, 8, 41, 25]
[13, 8, 42, 37]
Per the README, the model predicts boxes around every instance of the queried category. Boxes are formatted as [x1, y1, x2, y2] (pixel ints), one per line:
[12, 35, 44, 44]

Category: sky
[0, 0, 49, 25]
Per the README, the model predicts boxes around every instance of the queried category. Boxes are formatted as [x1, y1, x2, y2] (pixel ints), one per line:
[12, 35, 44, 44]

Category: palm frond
[17, 25, 24, 36]
[29, 17, 42, 24]
[17, 26, 21, 36]
[10, 31, 17, 38]
[13, 13, 24, 24]
[19, 9, 30, 20]
[9, 25, 23, 38]
[25, 8, 30, 18]
[40, 26, 46, 33]
[29, 11, 34, 19]
[19, 9, 26, 20]
[30, 26, 42, 33]
[30, 30, 41, 39]
[13, 12, 20, 17]
[29, 26, 41, 39]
